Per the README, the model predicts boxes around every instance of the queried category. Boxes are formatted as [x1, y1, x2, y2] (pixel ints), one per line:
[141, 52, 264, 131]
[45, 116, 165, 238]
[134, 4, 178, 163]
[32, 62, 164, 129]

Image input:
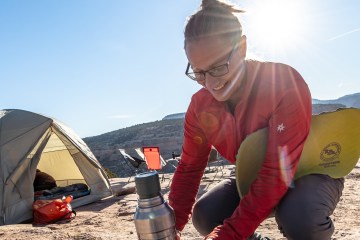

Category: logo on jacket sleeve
[277, 123, 285, 132]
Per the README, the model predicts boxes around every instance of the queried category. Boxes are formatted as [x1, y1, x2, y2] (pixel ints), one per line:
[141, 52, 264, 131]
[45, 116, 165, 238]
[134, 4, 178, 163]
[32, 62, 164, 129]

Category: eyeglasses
[185, 44, 237, 81]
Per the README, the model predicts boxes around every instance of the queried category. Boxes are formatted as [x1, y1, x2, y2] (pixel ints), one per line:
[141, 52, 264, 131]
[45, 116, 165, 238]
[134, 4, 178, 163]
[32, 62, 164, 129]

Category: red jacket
[169, 60, 312, 239]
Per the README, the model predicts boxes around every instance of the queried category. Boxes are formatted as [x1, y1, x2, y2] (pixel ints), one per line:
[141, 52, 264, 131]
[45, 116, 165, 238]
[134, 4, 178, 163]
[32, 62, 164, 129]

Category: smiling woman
[245, 0, 309, 52]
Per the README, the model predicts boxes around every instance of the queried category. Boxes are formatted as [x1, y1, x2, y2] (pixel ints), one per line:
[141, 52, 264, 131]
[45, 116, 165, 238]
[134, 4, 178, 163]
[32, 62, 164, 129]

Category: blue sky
[1, 0, 359, 137]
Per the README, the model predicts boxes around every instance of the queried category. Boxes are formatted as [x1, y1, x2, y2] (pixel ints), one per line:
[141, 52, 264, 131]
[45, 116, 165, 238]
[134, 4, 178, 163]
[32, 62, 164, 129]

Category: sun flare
[244, 0, 308, 53]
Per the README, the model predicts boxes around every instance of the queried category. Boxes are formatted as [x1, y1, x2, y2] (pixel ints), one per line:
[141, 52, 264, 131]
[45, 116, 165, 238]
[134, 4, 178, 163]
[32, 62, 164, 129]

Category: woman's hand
[176, 229, 181, 240]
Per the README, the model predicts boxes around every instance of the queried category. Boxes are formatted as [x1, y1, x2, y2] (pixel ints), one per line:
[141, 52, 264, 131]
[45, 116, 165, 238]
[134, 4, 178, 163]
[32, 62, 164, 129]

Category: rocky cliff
[84, 119, 184, 177]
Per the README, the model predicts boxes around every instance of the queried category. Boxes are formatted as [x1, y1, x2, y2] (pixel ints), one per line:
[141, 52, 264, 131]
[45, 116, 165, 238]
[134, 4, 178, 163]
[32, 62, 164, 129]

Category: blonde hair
[184, 0, 244, 45]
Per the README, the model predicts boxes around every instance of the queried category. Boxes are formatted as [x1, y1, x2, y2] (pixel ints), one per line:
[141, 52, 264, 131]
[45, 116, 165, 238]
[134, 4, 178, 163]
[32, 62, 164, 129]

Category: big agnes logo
[320, 142, 341, 162]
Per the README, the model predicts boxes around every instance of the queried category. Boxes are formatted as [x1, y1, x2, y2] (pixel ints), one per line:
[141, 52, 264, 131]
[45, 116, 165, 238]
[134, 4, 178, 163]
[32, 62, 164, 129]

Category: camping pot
[134, 171, 176, 240]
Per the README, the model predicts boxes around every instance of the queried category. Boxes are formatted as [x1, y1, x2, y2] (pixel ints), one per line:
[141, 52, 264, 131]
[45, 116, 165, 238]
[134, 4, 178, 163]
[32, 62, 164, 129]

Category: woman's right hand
[175, 229, 181, 240]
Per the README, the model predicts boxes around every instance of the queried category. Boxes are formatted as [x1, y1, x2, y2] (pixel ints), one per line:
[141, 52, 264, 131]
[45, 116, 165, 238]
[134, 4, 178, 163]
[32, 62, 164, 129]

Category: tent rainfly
[0, 109, 112, 225]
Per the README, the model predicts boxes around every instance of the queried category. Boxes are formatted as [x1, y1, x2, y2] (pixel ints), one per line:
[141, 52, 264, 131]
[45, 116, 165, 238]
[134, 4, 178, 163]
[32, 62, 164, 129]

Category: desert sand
[0, 163, 359, 240]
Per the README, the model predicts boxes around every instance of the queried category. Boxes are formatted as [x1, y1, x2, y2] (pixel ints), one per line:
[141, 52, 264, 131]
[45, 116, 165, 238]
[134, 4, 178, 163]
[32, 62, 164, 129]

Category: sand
[0, 163, 359, 240]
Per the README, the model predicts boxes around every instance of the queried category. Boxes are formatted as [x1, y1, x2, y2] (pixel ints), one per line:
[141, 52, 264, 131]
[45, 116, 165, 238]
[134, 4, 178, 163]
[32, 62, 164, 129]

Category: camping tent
[0, 109, 112, 225]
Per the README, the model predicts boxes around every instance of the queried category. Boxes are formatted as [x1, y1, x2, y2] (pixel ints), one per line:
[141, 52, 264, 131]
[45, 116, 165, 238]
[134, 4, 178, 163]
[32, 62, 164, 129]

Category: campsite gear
[35, 183, 90, 201]
[33, 169, 57, 191]
[142, 146, 174, 184]
[142, 147, 162, 170]
[32, 195, 76, 224]
[119, 149, 147, 182]
[204, 146, 225, 184]
[134, 171, 176, 240]
[0, 109, 112, 225]
[235, 108, 360, 197]
[63, 195, 73, 203]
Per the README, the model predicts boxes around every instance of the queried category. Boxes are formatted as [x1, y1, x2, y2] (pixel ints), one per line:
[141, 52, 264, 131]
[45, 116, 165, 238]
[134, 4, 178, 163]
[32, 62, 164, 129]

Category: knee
[192, 200, 213, 236]
[275, 206, 334, 240]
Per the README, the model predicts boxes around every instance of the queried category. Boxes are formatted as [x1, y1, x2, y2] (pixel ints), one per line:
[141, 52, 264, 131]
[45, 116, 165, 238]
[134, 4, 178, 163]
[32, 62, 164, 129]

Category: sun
[243, 0, 309, 53]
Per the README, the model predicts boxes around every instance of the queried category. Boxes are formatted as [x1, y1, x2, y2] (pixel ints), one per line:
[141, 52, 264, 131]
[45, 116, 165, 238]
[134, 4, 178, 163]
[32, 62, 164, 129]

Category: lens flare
[278, 145, 294, 188]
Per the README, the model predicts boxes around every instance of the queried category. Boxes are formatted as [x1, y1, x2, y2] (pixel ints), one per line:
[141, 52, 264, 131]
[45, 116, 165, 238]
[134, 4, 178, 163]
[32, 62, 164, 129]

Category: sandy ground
[0, 163, 359, 240]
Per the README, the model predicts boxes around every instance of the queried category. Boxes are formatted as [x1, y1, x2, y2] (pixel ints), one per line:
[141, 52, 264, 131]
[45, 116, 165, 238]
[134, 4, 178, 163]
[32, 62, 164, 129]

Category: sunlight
[244, 0, 308, 53]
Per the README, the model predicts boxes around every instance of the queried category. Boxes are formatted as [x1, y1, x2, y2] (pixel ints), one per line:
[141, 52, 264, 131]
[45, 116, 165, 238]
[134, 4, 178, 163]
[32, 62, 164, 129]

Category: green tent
[0, 109, 112, 225]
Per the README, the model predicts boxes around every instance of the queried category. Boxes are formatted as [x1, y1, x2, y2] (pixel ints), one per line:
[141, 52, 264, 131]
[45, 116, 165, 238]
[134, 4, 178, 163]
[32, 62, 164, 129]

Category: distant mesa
[162, 113, 186, 120]
[312, 104, 346, 114]
[312, 92, 360, 108]
[312, 92, 360, 114]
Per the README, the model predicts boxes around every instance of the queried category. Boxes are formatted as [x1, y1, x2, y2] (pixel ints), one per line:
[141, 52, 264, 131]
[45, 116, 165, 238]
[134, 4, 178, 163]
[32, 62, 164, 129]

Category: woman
[169, 0, 344, 239]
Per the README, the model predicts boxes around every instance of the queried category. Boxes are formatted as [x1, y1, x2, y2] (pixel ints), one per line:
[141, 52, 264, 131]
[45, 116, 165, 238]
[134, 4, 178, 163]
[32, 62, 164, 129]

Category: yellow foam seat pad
[235, 108, 360, 197]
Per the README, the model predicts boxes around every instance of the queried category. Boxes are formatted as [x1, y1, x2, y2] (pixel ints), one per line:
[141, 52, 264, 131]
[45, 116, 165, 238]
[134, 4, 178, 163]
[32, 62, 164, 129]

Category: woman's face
[185, 36, 246, 103]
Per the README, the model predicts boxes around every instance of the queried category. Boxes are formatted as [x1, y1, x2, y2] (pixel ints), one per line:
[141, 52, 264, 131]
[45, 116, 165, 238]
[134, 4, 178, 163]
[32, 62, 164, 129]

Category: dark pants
[192, 174, 344, 240]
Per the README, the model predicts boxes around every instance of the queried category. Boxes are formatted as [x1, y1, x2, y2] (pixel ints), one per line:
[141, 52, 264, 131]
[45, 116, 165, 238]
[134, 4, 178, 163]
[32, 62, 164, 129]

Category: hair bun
[201, 0, 244, 13]
[201, 0, 218, 9]
[184, 0, 244, 43]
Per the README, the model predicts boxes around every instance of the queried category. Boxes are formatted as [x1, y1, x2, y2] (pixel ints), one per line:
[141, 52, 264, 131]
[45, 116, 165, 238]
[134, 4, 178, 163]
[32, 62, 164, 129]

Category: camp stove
[134, 171, 176, 240]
